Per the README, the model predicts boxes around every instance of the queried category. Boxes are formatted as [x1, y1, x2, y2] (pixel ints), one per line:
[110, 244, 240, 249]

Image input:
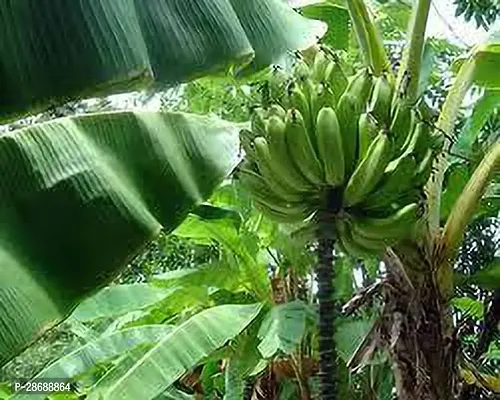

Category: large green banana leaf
[70, 284, 174, 322]
[0, 0, 326, 122]
[88, 304, 263, 400]
[12, 325, 174, 400]
[0, 111, 241, 366]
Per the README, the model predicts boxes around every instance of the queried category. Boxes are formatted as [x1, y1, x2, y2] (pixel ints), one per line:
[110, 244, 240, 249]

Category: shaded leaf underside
[0, 111, 241, 366]
[0, 0, 326, 122]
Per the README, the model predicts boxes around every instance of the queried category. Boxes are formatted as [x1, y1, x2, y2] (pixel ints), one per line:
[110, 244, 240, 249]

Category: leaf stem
[426, 57, 477, 238]
[395, 0, 432, 103]
[440, 142, 500, 261]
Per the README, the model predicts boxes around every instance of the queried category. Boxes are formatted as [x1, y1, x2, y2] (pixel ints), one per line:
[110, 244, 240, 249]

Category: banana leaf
[88, 304, 263, 400]
[12, 325, 174, 400]
[0, 110, 240, 366]
[0, 0, 326, 122]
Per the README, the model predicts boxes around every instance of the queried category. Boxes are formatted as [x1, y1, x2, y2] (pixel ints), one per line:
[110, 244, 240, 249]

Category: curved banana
[345, 67, 374, 105]
[350, 203, 419, 240]
[266, 116, 315, 191]
[311, 83, 337, 123]
[239, 129, 261, 161]
[284, 109, 325, 186]
[413, 148, 434, 186]
[267, 104, 286, 121]
[288, 84, 314, 138]
[254, 199, 311, 224]
[315, 107, 345, 186]
[336, 92, 362, 176]
[390, 101, 416, 154]
[326, 60, 349, 105]
[358, 112, 380, 161]
[237, 167, 289, 204]
[402, 121, 431, 163]
[312, 50, 330, 82]
[369, 74, 393, 123]
[253, 136, 305, 202]
[363, 152, 417, 207]
[250, 107, 268, 136]
[343, 130, 393, 207]
[336, 218, 383, 258]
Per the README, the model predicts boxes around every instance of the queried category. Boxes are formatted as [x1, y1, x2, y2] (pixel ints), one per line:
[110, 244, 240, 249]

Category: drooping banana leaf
[0, 110, 241, 366]
[12, 325, 174, 400]
[70, 284, 175, 322]
[451, 30, 500, 89]
[0, 0, 326, 122]
[88, 304, 263, 400]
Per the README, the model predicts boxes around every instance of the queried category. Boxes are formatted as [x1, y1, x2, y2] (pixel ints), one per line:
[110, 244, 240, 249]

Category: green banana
[325, 59, 348, 99]
[267, 104, 286, 120]
[237, 167, 288, 204]
[288, 84, 314, 137]
[250, 108, 268, 136]
[358, 112, 380, 161]
[390, 101, 416, 154]
[345, 67, 374, 105]
[336, 92, 362, 176]
[413, 148, 434, 186]
[363, 152, 417, 207]
[336, 218, 383, 258]
[265, 116, 315, 191]
[369, 74, 393, 123]
[311, 50, 330, 82]
[293, 58, 312, 81]
[315, 107, 345, 186]
[311, 83, 337, 122]
[343, 130, 393, 207]
[253, 136, 305, 202]
[350, 203, 419, 240]
[254, 199, 311, 224]
[284, 108, 325, 186]
[237, 168, 311, 223]
[403, 121, 431, 163]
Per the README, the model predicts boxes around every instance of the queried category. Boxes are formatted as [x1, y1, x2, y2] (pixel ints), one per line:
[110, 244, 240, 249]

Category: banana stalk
[315, 208, 338, 400]
[438, 143, 500, 298]
[426, 57, 477, 238]
[395, 0, 432, 103]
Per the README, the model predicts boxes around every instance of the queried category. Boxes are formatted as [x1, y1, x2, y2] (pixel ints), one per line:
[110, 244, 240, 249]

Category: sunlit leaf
[468, 258, 500, 290]
[257, 301, 311, 358]
[89, 303, 263, 400]
[455, 90, 500, 154]
[452, 297, 484, 320]
[301, 3, 351, 50]
[12, 325, 173, 400]
[71, 284, 173, 322]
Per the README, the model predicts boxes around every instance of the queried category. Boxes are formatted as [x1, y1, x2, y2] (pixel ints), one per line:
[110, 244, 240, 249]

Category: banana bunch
[236, 49, 444, 257]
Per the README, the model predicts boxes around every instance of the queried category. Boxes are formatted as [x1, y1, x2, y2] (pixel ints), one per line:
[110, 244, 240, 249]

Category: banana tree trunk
[379, 248, 459, 400]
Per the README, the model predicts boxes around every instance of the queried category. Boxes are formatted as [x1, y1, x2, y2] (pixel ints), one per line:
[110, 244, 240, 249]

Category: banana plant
[233, 1, 499, 399]
[347, 1, 500, 399]
[4, 184, 387, 399]
[0, 0, 327, 370]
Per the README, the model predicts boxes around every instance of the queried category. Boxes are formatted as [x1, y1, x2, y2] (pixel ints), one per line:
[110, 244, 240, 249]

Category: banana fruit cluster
[236, 49, 444, 257]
